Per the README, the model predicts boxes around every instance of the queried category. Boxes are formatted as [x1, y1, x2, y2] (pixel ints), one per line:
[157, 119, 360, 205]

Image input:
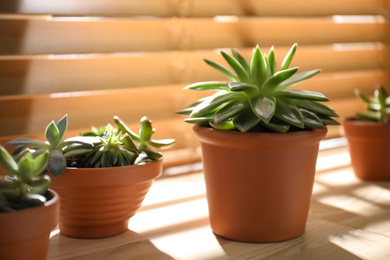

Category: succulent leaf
[185, 81, 230, 91]
[0, 146, 19, 176]
[280, 43, 297, 71]
[231, 48, 250, 72]
[250, 45, 268, 88]
[45, 121, 61, 148]
[221, 50, 249, 82]
[203, 59, 238, 82]
[355, 86, 390, 123]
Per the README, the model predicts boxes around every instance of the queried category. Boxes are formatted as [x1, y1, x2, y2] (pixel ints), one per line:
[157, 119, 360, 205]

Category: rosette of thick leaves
[178, 43, 339, 132]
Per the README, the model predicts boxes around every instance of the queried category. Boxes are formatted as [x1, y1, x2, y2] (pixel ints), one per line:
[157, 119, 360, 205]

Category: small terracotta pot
[0, 190, 59, 260]
[193, 125, 327, 243]
[342, 118, 390, 180]
[50, 159, 162, 238]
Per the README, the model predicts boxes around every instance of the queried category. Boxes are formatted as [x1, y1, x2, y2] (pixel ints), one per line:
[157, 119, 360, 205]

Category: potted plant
[177, 43, 339, 242]
[0, 146, 59, 260]
[341, 86, 390, 180]
[5, 115, 175, 238]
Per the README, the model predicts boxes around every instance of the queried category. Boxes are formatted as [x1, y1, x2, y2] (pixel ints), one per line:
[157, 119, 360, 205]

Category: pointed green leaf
[220, 51, 250, 82]
[262, 67, 298, 92]
[184, 81, 230, 91]
[5, 138, 50, 150]
[213, 100, 247, 124]
[232, 109, 262, 132]
[276, 89, 329, 101]
[293, 100, 339, 117]
[210, 120, 237, 131]
[0, 146, 18, 176]
[27, 176, 51, 195]
[228, 82, 259, 93]
[139, 116, 154, 142]
[122, 134, 137, 151]
[45, 121, 61, 147]
[300, 109, 325, 129]
[31, 150, 49, 177]
[203, 59, 238, 82]
[318, 115, 340, 125]
[377, 86, 388, 106]
[148, 139, 176, 149]
[275, 69, 321, 91]
[56, 115, 68, 143]
[249, 96, 276, 123]
[108, 149, 119, 166]
[275, 101, 304, 128]
[231, 49, 250, 72]
[17, 156, 33, 181]
[260, 119, 290, 133]
[250, 45, 268, 88]
[184, 117, 212, 126]
[190, 92, 243, 117]
[114, 116, 141, 142]
[355, 89, 372, 104]
[267, 46, 277, 76]
[280, 43, 297, 71]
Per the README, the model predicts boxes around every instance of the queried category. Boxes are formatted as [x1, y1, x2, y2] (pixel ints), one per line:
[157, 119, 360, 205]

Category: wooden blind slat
[0, 45, 386, 95]
[0, 70, 382, 137]
[0, 0, 384, 17]
[0, 17, 385, 55]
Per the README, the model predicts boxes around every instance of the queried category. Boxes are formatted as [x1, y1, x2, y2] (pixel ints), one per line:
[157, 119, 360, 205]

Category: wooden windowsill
[47, 144, 390, 260]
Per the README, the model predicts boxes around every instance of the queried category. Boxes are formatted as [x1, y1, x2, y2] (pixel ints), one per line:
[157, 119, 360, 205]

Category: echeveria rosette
[355, 86, 390, 124]
[177, 43, 340, 133]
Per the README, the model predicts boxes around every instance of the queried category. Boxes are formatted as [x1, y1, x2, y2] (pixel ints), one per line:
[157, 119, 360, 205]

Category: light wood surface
[46, 145, 390, 260]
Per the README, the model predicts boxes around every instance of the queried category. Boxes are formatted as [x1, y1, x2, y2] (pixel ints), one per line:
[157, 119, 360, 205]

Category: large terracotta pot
[193, 125, 327, 243]
[0, 190, 59, 260]
[50, 159, 162, 238]
[342, 118, 390, 180]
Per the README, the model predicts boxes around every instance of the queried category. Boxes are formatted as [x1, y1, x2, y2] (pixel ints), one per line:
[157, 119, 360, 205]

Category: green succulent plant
[177, 43, 339, 132]
[5, 115, 175, 177]
[0, 145, 51, 212]
[74, 116, 175, 167]
[5, 115, 94, 177]
[355, 86, 390, 124]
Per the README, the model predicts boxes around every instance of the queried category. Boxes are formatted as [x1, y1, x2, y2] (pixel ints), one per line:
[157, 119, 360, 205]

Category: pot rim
[50, 159, 163, 187]
[193, 125, 327, 149]
[342, 117, 390, 127]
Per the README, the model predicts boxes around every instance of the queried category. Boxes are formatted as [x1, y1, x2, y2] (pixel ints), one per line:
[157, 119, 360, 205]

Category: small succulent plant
[5, 115, 94, 177]
[355, 86, 390, 124]
[177, 43, 339, 132]
[0, 145, 51, 212]
[73, 116, 175, 167]
[5, 115, 175, 178]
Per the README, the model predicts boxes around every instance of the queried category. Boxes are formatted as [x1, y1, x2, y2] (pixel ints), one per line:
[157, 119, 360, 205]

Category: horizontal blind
[0, 1, 389, 168]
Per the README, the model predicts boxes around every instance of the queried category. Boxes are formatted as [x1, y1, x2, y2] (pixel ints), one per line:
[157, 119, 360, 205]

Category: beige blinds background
[0, 0, 389, 166]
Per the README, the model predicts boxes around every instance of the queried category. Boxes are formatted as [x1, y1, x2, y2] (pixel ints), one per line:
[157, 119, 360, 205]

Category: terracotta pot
[193, 125, 327, 243]
[50, 159, 162, 239]
[0, 190, 59, 260]
[342, 118, 390, 180]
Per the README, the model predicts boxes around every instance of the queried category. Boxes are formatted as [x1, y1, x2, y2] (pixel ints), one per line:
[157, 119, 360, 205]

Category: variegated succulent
[177, 43, 339, 132]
